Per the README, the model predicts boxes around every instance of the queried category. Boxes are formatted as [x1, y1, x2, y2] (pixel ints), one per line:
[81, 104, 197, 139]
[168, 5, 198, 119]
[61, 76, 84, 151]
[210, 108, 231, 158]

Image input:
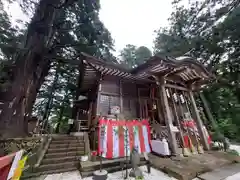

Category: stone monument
[129, 147, 143, 178]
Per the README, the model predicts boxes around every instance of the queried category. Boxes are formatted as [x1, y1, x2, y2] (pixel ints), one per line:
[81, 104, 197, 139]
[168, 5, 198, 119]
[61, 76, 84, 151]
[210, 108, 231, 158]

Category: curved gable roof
[81, 52, 214, 84]
[131, 55, 214, 82]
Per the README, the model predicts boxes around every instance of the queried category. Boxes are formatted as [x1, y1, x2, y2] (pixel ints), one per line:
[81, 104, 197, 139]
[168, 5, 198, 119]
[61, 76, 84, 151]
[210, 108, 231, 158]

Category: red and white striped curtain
[98, 119, 151, 159]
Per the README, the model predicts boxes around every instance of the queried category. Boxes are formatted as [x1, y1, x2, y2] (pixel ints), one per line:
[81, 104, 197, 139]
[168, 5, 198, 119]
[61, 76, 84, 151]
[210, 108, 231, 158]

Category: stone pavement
[41, 166, 177, 180]
[35, 163, 240, 180]
[225, 172, 240, 180]
[198, 163, 240, 180]
[149, 151, 236, 180]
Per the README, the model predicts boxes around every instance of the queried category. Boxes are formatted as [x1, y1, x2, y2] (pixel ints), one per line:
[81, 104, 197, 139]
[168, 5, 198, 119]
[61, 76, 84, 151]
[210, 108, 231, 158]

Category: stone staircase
[22, 135, 85, 179]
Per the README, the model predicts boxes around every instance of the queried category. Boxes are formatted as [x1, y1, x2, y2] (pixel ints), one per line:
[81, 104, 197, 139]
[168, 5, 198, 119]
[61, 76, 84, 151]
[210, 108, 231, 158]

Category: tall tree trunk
[42, 63, 60, 131]
[55, 105, 65, 133]
[0, 0, 63, 138]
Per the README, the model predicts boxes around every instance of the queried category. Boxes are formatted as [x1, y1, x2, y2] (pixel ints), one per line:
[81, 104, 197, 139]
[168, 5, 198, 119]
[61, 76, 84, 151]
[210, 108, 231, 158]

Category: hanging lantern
[153, 102, 157, 110]
[180, 94, 185, 103]
[173, 93, 178, 102]
[166, 88, 170, 98]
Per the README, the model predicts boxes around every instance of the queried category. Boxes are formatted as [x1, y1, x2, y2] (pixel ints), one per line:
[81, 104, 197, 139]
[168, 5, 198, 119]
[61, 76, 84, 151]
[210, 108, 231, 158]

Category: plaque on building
[110, 106, 120, 115]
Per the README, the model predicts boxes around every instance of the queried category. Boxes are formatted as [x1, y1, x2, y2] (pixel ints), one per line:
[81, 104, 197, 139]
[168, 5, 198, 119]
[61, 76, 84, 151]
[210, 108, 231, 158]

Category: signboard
[110, 106, 120, 115]
[98, 119, 151, 159]
[170, 125, 179, 132]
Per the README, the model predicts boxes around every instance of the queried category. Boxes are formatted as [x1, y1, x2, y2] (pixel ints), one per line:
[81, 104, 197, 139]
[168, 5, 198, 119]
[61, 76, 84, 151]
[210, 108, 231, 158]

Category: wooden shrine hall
[72, 52, 214, 156]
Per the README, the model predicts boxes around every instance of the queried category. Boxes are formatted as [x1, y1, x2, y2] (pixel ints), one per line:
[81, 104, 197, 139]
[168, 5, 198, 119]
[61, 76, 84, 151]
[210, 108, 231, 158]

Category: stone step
[81, 160, 147, 178]
[81, 156, 146, 171]
[50, 139, 83, 144]
[51, 136, 83, 141]
[42, 156, 77, 165]
[79, 127, 88, 130]
[44, 151, 80, 159]
[49, 142, 84, 149]
[21, 167, 77, 179]
[35, 161, 78, 172]
[47, 147, 84, 154]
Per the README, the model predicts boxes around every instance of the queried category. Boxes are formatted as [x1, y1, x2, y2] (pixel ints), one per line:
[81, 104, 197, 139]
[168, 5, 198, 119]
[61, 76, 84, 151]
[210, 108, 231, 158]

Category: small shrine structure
[72, 52, 214, 155]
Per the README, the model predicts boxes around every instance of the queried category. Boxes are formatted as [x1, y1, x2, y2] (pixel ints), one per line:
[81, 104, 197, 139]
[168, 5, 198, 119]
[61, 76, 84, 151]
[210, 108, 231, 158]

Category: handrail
[34, 136, 52, 167]
[83, 132, 91, 159]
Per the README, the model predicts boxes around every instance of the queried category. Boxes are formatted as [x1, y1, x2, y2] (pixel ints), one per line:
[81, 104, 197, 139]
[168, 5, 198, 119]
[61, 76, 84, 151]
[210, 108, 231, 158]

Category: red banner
[98, 119, 151, 159]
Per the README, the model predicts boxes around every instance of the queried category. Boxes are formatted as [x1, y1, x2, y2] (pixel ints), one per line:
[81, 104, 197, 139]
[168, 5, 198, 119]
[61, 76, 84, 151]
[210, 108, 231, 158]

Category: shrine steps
[21, 135, 85, 179]
[80, 156, 147, 178]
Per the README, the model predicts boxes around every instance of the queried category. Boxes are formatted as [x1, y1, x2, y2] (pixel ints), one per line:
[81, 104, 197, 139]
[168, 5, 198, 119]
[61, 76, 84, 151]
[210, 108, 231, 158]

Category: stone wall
[0, 137, 42, 156]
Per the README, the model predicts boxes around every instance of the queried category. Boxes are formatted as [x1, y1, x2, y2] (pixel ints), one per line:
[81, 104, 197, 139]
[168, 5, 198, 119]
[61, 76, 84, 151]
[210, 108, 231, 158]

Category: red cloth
[183, 135, 190, 147]
[208, 136, 212, 144]
[0, 153, 15, 180]
[0, 164, 11, 180]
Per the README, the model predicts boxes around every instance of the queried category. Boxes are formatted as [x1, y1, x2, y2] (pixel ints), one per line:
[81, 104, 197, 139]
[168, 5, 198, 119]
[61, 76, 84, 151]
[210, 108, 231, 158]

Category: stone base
[129, 167, 143, 178]
[93, 170, 108, 180]
[197, 145, 204, 154]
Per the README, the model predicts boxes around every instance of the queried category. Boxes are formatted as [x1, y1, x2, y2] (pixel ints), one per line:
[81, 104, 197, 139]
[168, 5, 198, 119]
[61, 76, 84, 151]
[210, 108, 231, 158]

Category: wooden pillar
[93, 74, 102, 151]
[158, 78, 178, 155]
[189, 90, 210, 150]
[87, 102, 93, 128]
[137, 87, 142, 119]
[96, 76, 102, 116]
[119, 79, 123, 114]
[199, 92, 219, 131]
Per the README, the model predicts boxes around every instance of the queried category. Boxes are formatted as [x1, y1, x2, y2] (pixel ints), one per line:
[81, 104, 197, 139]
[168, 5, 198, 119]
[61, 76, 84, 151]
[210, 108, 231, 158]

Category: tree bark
[41, 63, 60, 131]
[0, 0, 63, 138]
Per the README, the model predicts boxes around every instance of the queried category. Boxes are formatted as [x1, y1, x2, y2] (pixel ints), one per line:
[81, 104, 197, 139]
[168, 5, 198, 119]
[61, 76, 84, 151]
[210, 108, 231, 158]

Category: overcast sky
[99, 0, 173, 54]
[4, 0, 176, 55]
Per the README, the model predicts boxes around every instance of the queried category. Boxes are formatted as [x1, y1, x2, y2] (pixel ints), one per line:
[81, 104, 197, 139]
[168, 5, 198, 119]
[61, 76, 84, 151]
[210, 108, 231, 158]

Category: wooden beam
[151, 67, 174, 77]
[165, 67, 186, 77]
[189, 90, 210, 150]
[186, 77, 202, 85]
[100, 91, 120, 97]
[165, 84, 189, 91]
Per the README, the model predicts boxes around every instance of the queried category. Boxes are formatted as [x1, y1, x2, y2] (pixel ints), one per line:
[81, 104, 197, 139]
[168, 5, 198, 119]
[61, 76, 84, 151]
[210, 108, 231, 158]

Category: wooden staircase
[22, 135, 85, 179]
[75, 119, 89, 132]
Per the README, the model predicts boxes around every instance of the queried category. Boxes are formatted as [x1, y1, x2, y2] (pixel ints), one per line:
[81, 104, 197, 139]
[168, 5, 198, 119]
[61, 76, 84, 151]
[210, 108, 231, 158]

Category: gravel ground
[43, 166, 177, 180]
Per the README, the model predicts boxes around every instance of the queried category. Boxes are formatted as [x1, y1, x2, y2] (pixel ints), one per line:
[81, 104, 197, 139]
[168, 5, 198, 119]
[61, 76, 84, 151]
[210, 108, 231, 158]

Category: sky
[99, 0, 173, 54]
[4, 0, 175, 55]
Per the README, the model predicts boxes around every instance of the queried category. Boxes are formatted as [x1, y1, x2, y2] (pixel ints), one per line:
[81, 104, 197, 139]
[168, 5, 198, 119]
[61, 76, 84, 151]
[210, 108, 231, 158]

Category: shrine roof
[81, 52, 214, 84]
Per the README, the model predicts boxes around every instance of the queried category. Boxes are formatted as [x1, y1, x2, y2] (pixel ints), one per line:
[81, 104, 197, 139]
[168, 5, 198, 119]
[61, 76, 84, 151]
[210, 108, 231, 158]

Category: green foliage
[0, 0, 116, 134]
[135, 176, 144, 180]
[120, 44, 152, 69]
[153, 0, 240, 142]
[30, 0, 116, 129]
